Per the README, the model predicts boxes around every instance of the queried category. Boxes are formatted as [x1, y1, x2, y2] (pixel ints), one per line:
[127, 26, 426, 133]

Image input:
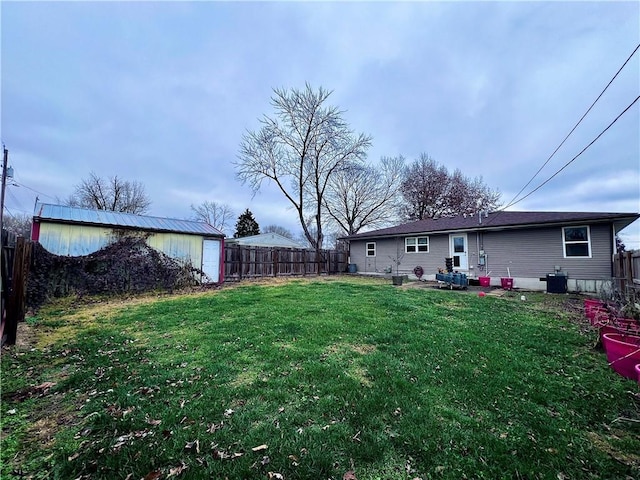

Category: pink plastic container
[500, 278, 513, 290]
[601, 333, 640, 380]
[636, 363, 640, 387]
[479, 276, 490, 287]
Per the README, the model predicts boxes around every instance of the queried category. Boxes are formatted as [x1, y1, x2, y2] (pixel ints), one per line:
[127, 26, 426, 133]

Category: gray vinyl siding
[350, 235, 451, 275]
[471, 224, 613, 280]
[349, 223, 614, 280]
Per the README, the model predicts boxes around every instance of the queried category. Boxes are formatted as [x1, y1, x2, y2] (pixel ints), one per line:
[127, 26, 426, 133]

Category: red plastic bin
[500, 277, 513, 290]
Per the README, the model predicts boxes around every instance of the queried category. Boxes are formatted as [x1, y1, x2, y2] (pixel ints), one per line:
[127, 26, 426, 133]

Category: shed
[31, 203, 225, 283]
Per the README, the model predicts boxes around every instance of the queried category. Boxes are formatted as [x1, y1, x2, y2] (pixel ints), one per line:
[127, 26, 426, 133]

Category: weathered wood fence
[224, 245, 348, 282]
[613, 250, 640, 294]
[1, 234, 32, 347]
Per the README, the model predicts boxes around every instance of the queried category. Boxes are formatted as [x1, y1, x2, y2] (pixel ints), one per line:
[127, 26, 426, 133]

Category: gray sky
[2, 1, 639, 247]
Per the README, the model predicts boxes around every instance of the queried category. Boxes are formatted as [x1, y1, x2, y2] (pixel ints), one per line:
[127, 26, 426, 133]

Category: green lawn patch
[1, 277, 639, 479]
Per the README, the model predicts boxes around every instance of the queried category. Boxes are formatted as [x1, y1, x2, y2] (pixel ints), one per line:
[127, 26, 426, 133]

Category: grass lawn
[1, 276, 639, 479]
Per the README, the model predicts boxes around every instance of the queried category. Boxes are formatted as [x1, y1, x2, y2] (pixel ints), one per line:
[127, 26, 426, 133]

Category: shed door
[449, 234, 468, 271]
[202, 239, 220, 283]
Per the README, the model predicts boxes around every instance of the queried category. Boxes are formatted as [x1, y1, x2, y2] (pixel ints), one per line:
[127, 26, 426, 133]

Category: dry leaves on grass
[184, 439, 200, 454]
[211, 443, 244, 460]
[145, 415, 162, 426]
[168, 461, 188, 477]
[207, 421, 224, 433]
[111, 429, 154, 452]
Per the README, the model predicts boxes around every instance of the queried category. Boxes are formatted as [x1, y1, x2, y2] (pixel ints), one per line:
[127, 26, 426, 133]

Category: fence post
[624, 251, 633, 293]
[273, 248, 278, 277]
[4, 237, 31, 346]
[302, 250, 306, 276]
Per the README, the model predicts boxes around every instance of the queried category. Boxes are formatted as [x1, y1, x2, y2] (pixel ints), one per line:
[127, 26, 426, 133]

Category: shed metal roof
[342, 211, 640, 240]
[33, 203, 224, 237]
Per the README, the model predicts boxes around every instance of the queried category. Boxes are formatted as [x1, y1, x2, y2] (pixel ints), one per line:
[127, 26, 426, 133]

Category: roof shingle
[342, 211, 639, 240]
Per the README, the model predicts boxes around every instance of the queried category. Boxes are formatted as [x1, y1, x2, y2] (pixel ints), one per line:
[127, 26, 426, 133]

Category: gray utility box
[546, 273, 567, 294]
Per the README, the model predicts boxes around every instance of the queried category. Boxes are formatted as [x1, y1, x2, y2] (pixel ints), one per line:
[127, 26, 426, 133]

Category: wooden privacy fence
[224, 245, 348, 281]
[613, 250, 640, 294]
[1, 234, 32, 347]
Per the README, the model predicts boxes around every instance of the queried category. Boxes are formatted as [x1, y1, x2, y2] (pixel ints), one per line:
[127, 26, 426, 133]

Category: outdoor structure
[225, 232, 305, 249]
[341, 211, 639, 293]
[31, 203, 224, 283]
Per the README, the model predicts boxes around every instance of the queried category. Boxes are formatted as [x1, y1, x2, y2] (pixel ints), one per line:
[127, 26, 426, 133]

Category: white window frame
[405, 236, 429, 253]
[366, 242, 376, 257]
[562, 226, 592, 258]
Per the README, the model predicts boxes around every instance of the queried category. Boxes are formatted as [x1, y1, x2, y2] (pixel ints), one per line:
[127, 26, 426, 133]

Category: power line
[11, 180, 58, 201]
[501, 43, 640, 211]
[500, 95, 639, 209]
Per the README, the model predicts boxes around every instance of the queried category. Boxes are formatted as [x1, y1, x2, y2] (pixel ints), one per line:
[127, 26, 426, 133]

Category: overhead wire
[501, 43, 639, 212]
[11, 180, 58, 201]
[482, 44, 640, 227]
[501, 95, 639, 208]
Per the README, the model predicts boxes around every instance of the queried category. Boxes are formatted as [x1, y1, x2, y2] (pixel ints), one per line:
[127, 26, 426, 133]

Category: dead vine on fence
[27, 236, 202, 308]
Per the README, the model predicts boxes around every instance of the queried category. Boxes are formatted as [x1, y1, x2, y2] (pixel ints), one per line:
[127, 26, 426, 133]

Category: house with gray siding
[342, 211, 639, 293]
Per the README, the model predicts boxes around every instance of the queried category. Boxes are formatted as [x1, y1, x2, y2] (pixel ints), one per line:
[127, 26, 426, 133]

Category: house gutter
[341, 217, 639, 242]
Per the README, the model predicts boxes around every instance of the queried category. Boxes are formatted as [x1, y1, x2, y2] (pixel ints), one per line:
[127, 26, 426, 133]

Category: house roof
[226, 232, 304, 248]
[342, 211, 640, 241]
[33, 203, 224, 237]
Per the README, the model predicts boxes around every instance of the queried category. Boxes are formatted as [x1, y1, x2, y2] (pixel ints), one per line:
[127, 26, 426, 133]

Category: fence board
[224, 245, 347, 282]
[4, 237, 32, 345]
[613, 250, 639, 294]
[1, 234, 31, 347]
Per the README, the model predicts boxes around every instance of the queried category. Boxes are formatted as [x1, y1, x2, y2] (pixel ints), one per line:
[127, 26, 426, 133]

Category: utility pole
[1, 146, 7, 336]
[1, 146, 8, 240]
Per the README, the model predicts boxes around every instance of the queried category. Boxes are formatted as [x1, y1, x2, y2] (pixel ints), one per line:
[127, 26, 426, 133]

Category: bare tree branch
[324, 155, 405, 235]
[68, 172, 151, 214]
[190, 201, 234, 235]
[236, 83, 371, 251]
[399, 154, 501, 220]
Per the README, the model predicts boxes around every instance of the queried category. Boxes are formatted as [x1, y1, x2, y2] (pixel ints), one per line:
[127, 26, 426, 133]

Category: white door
[202, 239, 220, 283]
[449, 234, 468, 271]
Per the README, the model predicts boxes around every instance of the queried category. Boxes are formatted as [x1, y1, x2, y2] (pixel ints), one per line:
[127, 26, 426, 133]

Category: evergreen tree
[234, 209, 260, 238]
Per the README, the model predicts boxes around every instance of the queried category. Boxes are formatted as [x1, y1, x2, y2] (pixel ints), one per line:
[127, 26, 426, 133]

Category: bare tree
[262, 224, 295, 239]
[3, 212, 32, 238]
[399, 154, 500, 220]
[236, 84, 371, 254]
[68, 172, 151, 214]
[399, 154, 449, 220]
[324, 155, 404, 235]
[190, 201, 234, 235]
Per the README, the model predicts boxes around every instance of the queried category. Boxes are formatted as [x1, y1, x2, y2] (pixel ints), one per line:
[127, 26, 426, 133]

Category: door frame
[201, 238, 221, 283]
[449, 233, 469, 271]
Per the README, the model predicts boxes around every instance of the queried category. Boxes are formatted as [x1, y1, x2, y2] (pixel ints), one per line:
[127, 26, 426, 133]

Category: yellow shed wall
[37, 222, 204, 266]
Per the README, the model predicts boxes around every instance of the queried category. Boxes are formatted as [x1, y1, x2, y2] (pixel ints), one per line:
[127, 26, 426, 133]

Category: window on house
[563, 226, 591, 257]
[366, 242, 376, 257]
[405, 237, 429, 253]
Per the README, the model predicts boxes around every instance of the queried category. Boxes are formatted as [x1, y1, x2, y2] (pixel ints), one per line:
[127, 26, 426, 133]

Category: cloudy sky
[2, 1, 639, 246]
